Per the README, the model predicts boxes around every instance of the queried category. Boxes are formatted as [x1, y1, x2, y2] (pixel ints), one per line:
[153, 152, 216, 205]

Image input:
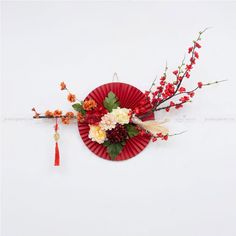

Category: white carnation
[88, 125, 106, 144]
[111, 107, 131, 125]
[100, 113, 117, 131]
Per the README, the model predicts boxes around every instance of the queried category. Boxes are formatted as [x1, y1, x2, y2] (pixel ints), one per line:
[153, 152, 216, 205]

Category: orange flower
[82, 99, 97, 111]
[53, 110, 62, 117]
[61, 117, 70, 125]
[60, 82, 66, 90]
[45, 110, 53, 117]
[77, 112, 85, 123]
[67, 93, 76, 103]
[65, 112, 74, 118]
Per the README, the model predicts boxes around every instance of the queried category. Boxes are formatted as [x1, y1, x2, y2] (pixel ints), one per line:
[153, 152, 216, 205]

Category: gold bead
[54, 132, 60, 141]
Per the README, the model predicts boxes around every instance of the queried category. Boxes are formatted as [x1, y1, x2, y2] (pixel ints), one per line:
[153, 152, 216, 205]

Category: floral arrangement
[33, 29, 225, 165]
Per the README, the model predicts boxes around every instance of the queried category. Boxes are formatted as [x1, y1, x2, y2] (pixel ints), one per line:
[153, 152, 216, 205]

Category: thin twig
[156, 101, 191, 111]
[148, 75, 158, 92]
[171, 79, 227, 99]
[168, 130, 187, 137]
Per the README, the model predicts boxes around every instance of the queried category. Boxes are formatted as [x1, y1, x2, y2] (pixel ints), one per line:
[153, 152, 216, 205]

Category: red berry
[195, 42, 201, 48]
[160, 81, 165, 86]
[173, 70, 178, 76]
[186, 72, 190, 78]
[157, 86, 163, 93]
[179, 96, 189, 103]
[152, 137, 157, 142]
[175, 104, 183, 109]
[179, 87, 186, 93]
[188, 91, 195, 97]
[188, 47, 193, 53]
[186, 64, 193, 71]
[163, 135, 168, 141]
[152, 91, 157, 96]
[190, 57, 196, 65]
[194, 51, 199, 59]
[198, 82, 203, 88]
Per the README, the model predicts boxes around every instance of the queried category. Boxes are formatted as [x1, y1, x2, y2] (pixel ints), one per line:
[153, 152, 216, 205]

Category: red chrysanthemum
[106, 124, 128, 143]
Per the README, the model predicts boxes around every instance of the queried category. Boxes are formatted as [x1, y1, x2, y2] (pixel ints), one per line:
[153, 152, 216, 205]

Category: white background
[1, 1, 236, 236]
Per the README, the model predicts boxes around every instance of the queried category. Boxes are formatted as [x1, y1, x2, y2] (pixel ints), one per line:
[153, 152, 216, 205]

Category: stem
[148, 75, 157, 92]
[173, 79, 227, 98]
[168, 130, 187, 137]
[33, 115, 77, 119]
[156, 101, 190, 111]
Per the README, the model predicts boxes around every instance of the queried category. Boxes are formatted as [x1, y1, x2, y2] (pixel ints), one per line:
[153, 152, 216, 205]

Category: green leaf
[125, 124, 139, 138]
[107, 143, 123, 160]
[72, 103, 86, 115]
[103, 92, 120, 112]
[103, 140, 111, 147]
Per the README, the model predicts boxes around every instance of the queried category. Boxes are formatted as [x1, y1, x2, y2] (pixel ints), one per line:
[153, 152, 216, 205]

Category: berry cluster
[152, 133, 168, 142]
[142, 29, 207, 115]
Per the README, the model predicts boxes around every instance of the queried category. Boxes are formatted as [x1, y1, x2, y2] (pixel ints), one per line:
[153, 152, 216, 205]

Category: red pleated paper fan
[78, 82, 154, 161]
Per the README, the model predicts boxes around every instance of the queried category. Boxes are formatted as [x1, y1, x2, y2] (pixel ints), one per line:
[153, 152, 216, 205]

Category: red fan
[78, 82, 154, 161]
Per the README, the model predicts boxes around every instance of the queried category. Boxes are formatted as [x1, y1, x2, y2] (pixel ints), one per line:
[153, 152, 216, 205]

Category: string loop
[112, 72, 119, 82]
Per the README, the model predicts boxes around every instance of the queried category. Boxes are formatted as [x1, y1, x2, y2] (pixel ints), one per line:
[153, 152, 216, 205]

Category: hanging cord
[112, 72, 119, 82]
[54, 118, 60, 166]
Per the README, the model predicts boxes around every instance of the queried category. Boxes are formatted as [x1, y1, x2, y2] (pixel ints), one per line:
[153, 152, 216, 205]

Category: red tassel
[54, 142, 60, 166]
[54, 118, 60, 166]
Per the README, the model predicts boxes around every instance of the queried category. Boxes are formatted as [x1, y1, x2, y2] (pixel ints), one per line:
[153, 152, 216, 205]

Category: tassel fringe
[54, 142, 60, 166]
[54, 118, 60, 166]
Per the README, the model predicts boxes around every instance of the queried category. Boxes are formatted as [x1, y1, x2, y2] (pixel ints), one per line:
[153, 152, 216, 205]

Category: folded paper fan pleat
[78, 82, 154, 161]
